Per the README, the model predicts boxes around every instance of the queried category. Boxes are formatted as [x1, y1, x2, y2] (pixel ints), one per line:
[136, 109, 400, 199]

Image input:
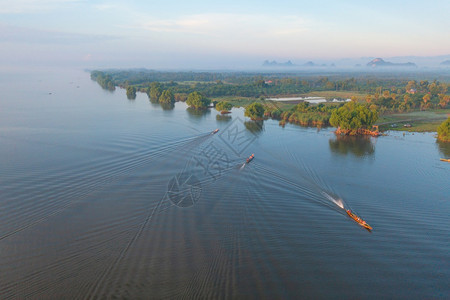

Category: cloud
[138, 13, 310, 38]
[93, 4, 120, 11]
[0, 0, 82, 14]
[130, 13, 321, 58]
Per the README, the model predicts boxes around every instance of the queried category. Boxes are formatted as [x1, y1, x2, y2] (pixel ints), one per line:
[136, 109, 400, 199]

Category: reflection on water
[160, 102, 174, 110]
[329, 135, 375, 157]
[216, 114, 232, 122]
[244, 120, 264, 133]
[436, 140, 450, 157]
[186, 107, 211, 118]
[147, 98, 174, 110]
[148, 98, 158, 104]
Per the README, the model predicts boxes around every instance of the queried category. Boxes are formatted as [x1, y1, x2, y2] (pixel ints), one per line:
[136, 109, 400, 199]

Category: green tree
[148, 82, 162, 101]
[403, 94, 411, 104]
[422, 93, 431, 109]
[296, 102, 310, 112]
[428, 81, 446, 96]
[245, 102, 265, 120]
[329, 101, 378, 134]
[186, 91, 211, 109]
[438, 94, 449, 109]
[405, 80, 417, 92]
[437, 117, 450, 142]
[420, 80, 429, 90]
[91, 71, 115, 91]
[126, 86, 136, 99]
[159, 89, 175, 104]
[215, 101, 233, 112]
[325, 81, 335, 90]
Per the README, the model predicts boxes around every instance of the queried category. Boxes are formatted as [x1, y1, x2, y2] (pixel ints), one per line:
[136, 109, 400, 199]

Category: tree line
[91, 70, 449, 110]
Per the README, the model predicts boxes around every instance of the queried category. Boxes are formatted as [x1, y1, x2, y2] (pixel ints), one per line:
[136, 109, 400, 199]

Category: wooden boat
[440, 158, 450, 162]
[246, 154, 254, 164]
[346, 210, 372, 230]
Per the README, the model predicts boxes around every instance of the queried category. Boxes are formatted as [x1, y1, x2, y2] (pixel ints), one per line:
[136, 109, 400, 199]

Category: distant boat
[246, 154, 254, 164]
[440, 158, 450, 162]
[212, 129, 219, 134]
[346, 210, 372, 230]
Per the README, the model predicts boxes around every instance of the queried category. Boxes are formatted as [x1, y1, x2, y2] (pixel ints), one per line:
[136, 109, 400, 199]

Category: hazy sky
[1, 0, 449, 68]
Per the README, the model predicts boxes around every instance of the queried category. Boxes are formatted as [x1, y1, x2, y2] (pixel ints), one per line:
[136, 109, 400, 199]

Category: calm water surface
[0, 68, 449, 299]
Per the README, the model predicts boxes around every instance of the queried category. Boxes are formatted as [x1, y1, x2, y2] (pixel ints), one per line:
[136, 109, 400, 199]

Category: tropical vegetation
[437, 117, 450, 142]
[186, 91, 211, 109]
[159, 90, 175, 104]
[245, 102, 265, 120]
[126, 86, 136, 99]
[215, 101, 233, 112]
[329, 101, 378, 135]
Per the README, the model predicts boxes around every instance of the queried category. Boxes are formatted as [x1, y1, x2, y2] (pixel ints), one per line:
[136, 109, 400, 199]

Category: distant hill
[303, 61, 316, 67]
[262, 60, 294, 67]
[440, 60, 450, 66]
[367, 58, 416, 67]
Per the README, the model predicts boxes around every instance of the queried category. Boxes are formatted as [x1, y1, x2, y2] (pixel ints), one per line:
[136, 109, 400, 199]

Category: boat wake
[248, 143, 351, 216]
[321, 191, 344, 209]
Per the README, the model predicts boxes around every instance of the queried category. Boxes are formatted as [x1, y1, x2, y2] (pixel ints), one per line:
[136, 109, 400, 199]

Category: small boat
[246, 154, 254, 164]
[440, 158, 450, 162]
[346, 210, 372, 230]
[212, 129, 219, 134]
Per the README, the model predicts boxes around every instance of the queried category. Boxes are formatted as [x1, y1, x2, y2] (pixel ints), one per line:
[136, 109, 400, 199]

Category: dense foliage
[363, 80, 449, 112]
[437, 117, 450, 142]
[159, 90, 175, 104]
[269, 102, 338, 127]
[91, 70, 449, 112]
[91, 69, 449, 136]
[126, 86, 136, 99]
[186, 92, 211, 109]
[215, 101, 233, 112]
[90, 71, 115, 91]
[329, 101, 378, 133]
[148, 82, 162, 101]
[245, 102, 265, 120]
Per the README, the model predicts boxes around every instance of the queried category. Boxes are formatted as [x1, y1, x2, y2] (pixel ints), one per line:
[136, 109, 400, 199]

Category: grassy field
[211, 96, 255, 108]
[299, 91, 368, 101]
[376, 109, 449, 132]
[212, 96, 299, 111]
[211, 90, 369, 107]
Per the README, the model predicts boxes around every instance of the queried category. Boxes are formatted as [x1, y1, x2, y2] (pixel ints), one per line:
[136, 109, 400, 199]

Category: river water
[0, 68, 449, 299]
